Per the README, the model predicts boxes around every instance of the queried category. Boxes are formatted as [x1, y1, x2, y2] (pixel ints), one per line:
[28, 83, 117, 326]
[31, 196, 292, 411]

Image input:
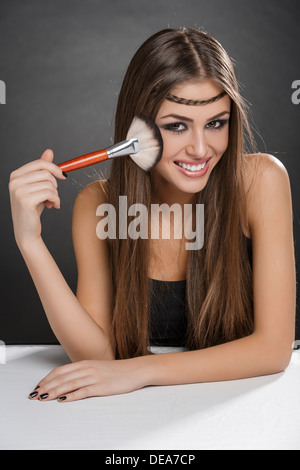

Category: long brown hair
[107, 28, 255, 359]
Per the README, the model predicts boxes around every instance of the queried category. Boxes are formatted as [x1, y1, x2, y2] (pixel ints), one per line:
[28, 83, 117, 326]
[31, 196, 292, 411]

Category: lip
[173, 158, 212, 178]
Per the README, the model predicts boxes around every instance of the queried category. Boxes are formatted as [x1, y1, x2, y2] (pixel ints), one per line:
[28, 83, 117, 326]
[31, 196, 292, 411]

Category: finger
[57, 384, 100, 403]
[26, 188, 61, 210]
[35, 361, 88, 389]
[36, 367, 92, 394]
[60, 377, 130, 402]
[25, 180, 58, 196]
[10, 161, 65, 182]
[40, 149, 65, 180]
[36, 376, 96, 402]
[40, 148, 54, 162]
[10, 151, 66, 181]
[11, 169, 59, 189]
[8, 169, 61, 204]
[29, 362, 96, 400]
[25, 182, 60, 209]
[11, 180, 60, 211]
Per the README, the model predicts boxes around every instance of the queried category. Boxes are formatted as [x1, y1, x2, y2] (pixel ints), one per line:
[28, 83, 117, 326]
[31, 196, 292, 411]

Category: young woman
[9, 28, 296, 402]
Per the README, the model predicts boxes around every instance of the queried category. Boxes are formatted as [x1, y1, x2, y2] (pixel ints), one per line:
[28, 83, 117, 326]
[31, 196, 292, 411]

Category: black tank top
[148, 236, 252, 347]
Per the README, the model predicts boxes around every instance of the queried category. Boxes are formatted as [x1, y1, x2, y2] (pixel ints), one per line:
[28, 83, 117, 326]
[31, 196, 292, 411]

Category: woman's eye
[206, 119, 227, 130]
[164, 122, 186, 134]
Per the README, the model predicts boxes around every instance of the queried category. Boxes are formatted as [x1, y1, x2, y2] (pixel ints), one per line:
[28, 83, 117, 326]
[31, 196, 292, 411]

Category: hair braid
[167, 90, 227, 106]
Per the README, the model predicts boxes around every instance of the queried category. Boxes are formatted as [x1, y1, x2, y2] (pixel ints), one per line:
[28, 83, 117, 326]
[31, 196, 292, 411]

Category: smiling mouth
[174, 159, 210, 173]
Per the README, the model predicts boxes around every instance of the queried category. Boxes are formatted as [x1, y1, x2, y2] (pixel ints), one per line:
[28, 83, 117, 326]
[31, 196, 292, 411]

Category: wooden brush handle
[57, 149, 108, 172]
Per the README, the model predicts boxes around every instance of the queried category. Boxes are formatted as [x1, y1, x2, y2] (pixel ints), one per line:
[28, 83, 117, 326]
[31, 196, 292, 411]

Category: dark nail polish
[40, 393, 49, 399]
[29, 391, 38, 398]
[34, 385, 40, 390]
[62, 171, 68, 178]
[58, 396, 66, 401]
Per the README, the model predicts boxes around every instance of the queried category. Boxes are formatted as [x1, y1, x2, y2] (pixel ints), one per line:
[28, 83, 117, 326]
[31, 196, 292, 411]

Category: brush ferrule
[106, 139, 139, 159]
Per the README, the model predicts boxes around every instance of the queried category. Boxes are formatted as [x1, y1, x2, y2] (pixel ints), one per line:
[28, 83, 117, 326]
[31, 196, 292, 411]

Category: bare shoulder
[73, 179, 109, 212]
[242, 153, 292, 232]
[242, 153, 290, 188]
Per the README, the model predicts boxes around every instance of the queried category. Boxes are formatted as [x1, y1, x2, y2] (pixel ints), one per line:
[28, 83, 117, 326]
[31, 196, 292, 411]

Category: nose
[185, 130, 208, 159]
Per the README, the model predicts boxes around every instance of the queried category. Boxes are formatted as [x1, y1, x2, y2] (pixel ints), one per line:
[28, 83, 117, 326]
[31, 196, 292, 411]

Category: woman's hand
[28, 358, 149, 402]
[9, 149, 66, 248]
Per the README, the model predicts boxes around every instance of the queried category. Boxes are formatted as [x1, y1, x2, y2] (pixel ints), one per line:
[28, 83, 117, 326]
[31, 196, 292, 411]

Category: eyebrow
[160, 111, 231, 122]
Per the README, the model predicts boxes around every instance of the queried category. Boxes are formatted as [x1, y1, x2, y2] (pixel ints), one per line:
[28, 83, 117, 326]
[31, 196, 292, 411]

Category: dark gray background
[1, 0, 299, 343]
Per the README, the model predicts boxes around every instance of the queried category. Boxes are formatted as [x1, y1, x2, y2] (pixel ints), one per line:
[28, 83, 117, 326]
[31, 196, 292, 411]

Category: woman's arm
[9, 150, 114, 362]
[144, 153, 296, 385]
[19, 238, 113, 362]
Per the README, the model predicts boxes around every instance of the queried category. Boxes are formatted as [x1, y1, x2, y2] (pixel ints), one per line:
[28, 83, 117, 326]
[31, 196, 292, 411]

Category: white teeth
[177, 161, 207, 172]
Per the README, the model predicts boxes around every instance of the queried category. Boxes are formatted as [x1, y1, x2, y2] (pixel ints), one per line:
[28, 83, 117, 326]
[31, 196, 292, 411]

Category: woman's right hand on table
[8, 149, 66, 248]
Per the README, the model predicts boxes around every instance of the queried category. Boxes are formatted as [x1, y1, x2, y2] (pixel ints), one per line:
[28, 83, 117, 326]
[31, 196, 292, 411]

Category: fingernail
[40, 393, 49, 400]
[34, 385, 40, 390]
[62, 171, 68, 178]
[58, 396, 66, 401]
[29, 391, 38, 398]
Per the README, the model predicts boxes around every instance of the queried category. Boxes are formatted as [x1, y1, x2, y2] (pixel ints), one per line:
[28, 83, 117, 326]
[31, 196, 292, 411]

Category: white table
[0, 345, 299, 450]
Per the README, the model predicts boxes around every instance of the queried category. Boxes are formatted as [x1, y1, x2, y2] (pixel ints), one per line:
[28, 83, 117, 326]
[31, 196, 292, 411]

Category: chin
[177, 180, 208, 195]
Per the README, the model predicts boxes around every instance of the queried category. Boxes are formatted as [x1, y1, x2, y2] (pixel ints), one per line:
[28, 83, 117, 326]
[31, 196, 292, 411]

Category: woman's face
[152, 79, 231, 201]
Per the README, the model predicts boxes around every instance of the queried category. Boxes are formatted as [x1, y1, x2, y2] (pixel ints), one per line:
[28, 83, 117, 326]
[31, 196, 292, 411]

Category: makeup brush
[57, 115, 163, 174]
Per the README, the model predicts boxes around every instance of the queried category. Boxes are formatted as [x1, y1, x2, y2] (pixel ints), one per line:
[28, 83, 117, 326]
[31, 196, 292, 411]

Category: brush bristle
[126, 115, 163, 172]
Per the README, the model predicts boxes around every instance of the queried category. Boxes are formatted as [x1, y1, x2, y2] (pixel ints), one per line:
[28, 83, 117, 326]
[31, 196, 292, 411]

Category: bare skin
[9, 79, 296, 402]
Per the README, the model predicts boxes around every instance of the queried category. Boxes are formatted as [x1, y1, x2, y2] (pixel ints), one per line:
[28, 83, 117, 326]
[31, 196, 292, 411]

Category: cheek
[160, 133, 186, 161]
[152, 140, 178, 179]
[211, 130, 230, 154]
